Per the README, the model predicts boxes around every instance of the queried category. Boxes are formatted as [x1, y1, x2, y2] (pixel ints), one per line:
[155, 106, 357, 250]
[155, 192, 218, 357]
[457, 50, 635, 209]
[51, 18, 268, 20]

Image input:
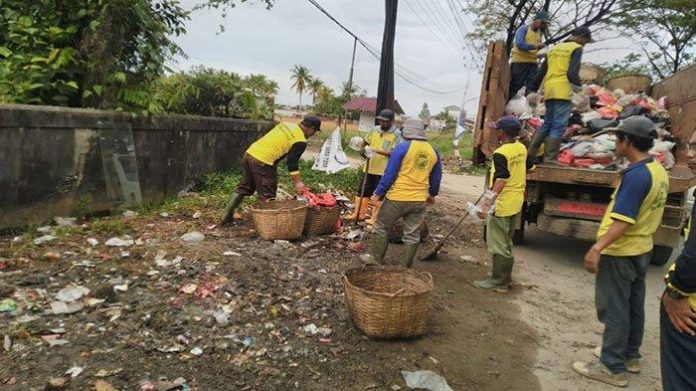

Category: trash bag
[401, 371, 453, 391]
[619, 105, 648, 119]
[587, 118, 619, 133]
[570, 141, 595, 158]
[505, 90, 533, 117]
[572, 93, 591, 112]
[651, 140, 676, 169]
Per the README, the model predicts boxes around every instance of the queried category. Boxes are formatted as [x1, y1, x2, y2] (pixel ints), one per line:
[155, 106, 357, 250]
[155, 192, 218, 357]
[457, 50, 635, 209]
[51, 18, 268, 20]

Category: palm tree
[290, 65, 311, 111]
[308, 77, 324, 105]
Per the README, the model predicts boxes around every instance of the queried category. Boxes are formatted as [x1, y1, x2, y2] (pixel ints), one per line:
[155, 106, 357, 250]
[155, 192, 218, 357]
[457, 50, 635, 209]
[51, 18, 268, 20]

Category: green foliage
[72, 194, 93, 218]
[153, 66, 275, 119]
[602, 53, 652, 79]
[290, 65, 311, 110]
[0, 0, 188, 112]
[418, 103, 431, 121]
[88, 218, 131, 235]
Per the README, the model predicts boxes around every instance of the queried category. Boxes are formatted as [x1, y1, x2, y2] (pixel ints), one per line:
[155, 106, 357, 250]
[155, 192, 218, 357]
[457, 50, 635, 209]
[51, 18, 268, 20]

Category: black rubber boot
[543, 137, 563, 165]
[221, 193, 244, 224]
[526, 130, 546, 166]
[400, 243, 419, 268]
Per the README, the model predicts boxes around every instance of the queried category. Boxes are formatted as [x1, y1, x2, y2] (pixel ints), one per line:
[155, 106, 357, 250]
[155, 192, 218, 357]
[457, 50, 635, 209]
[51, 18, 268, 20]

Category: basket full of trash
[343, 265, 434, 339]
[303, 190, 341, 236]
[250, 199, 308, 240]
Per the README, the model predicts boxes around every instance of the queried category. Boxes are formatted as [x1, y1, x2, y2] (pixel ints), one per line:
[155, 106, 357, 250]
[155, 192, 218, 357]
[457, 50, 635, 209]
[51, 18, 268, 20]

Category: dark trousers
[509, 62, 538, 96]
[595, 253, 650, 374]
[660, 302, 696, 391]
[357, 173, 382, 197]
[235, 153, 277, 200]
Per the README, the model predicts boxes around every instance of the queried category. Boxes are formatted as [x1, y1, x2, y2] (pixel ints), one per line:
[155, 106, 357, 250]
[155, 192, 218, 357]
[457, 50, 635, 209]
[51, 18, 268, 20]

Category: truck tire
[650, 245, 673, 267]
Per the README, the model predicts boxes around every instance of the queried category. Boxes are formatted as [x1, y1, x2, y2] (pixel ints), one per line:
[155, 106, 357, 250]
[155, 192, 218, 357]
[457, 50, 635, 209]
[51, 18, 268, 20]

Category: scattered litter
[33, 235, 57, 245]
[179, 284, 198, 294]
[47, 377, 69, 390]
[0, 298, 17, 312]
[190, 346, 203, 356]
[401, 370, 453, 391]
[213, 308, 230, 326]
[192, 211, 202, 219]
[180, 231, 205, 242]
[460, 255, 476, 263]
[105, 237, 134, 247]
[94, 380, 118, 391]
[41, 335, 70, 347]
[86, 238, 99, 246]
[4, 335, 11, 351]
[95, 368, 123, 378]
[54, 217, 77, 226]
[113, 284, 128, 293]
[302, 323, 333, 336]
[37, 226, 53, 233]
[223, 251, 242, 257]
[160, 212, 170, 218]
[65, 366, 85, 378]
[123, 210, 137, 218]
[120, 251, 130, 258]
[51, 301, 84, 315]
[56, 285, 90, 302]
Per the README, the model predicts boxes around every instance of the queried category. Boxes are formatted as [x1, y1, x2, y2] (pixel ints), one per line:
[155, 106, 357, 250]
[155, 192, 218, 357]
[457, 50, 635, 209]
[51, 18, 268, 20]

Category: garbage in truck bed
[507, 80, 676, 170]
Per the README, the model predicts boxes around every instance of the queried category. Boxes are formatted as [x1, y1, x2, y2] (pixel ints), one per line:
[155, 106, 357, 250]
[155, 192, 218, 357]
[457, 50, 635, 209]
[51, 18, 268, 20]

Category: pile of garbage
[506, 83, 675, 170]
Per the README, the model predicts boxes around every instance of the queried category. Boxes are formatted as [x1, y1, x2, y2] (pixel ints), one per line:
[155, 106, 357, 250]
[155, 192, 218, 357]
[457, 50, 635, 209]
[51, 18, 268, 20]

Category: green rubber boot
[543, 137, 563, 165]
[367, 233, 390, 264]
[221, 193, 244, 224]
[400, 243, 419, 268]
[526, 130, 546, 166]
[473, 255, 511, 292]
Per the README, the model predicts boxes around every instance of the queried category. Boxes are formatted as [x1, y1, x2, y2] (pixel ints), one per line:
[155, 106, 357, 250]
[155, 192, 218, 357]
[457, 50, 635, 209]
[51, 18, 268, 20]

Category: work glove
[364, 146, 376, 159]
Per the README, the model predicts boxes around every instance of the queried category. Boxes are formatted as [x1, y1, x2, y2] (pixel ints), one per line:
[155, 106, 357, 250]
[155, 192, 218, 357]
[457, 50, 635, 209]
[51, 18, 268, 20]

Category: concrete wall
[0, 104, 273, 229]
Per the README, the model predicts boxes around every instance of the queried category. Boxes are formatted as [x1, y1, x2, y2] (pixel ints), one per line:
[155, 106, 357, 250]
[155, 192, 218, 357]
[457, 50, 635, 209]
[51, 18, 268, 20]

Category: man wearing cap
[474, 116, 532, 293]
[366, 118, 442, 268]
[528, 26, 593, 165]
[509, 11, 551, 96]
[221, 116, 321, 223]
[573, 116, 668, 387]
[346, 108, 402, 224]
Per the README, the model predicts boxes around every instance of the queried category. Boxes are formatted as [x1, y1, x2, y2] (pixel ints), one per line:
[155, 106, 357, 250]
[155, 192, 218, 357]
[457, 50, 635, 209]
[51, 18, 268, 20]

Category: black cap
[571, 26, 594, 42]
[534, 11, 551, 22]
[301, 116, 321, 131]
[616, 116, 657, 139]
[489, 116, 522, 136]
[376, 109, 395, 121]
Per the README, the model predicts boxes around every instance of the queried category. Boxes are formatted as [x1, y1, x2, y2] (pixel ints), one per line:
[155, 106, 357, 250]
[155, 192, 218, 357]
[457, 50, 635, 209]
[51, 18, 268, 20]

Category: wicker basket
[304, 205, 340, 236]
[606, 74, 652, 94]
[343, 265, 434, 339]
[250, 199, 308, 240]
[579, 63, 606, 84]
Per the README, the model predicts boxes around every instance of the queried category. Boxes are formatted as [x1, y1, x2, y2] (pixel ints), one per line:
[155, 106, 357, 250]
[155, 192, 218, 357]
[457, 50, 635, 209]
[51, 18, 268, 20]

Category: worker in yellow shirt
[221, 116, 321, 224]
[365, 118, 442, 267]
[509, 11, 550, 96]
[528, 26, 592, 165]
[346, 109, 402, 224]
[474, 117, 532, 293]
[573, 117, 668, 387]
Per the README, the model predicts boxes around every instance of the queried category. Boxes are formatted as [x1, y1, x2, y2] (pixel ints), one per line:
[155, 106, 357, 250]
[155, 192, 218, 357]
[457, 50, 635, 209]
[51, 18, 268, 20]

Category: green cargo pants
[374, 199, 426, 244]
[486, 213, 517, 260]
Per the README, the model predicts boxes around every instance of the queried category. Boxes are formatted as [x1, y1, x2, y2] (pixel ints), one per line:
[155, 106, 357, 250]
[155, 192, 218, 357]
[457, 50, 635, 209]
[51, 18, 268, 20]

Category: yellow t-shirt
[246, 123, 306, 168]
[376, 140, 441, 202]
[597, 158, 668, 257]
[511, 24, 542, 63]
[543, 41, 582, 100]
[490, 141, 528, 217]
[364, 126, 401, 176]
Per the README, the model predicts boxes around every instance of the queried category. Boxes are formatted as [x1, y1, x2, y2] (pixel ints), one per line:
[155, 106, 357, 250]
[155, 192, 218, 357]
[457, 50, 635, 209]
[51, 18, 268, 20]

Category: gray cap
[376, 109, 395, 121]
[402, 118, 427, 141]
[616, 116, 657, 139]
[534, 11, 551, 22]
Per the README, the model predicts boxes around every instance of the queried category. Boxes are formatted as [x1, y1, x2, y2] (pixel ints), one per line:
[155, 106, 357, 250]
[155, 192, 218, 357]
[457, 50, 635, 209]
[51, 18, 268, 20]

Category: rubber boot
[370, 233, 390, 264]
[400, 243, 419, 268]
[526, 130, 546, 166]
[543, 137, 563, 165]
[221, 193, 244, 224]
[498, 256, 514, 286]
[345, 197, 369, 221]
[364, 199, 383, 226]
[473, 255, 510, 292]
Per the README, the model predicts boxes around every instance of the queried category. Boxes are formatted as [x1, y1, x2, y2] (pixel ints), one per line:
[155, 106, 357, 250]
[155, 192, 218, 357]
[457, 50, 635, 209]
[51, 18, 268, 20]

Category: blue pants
[538, 99, 572, 139]
[595, 253, 650, 374]
[660, 302, 696, 391]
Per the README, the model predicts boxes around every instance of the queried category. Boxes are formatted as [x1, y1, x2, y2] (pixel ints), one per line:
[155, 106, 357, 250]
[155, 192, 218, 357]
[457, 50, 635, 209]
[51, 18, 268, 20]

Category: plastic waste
[349, 136, 365, 151]
[51, 301, 85, 315]
[505, 89, 533, 117]
[33, 235, 57, 245]
[105, 237, 134, 247]
[180, 231, 205, 242]
[54, 217, 76, 226]
[56, 285, 90, 302]
[0, 298, 18, 312]
[466, 202, 484, 221]
[401, 370, 453, 391]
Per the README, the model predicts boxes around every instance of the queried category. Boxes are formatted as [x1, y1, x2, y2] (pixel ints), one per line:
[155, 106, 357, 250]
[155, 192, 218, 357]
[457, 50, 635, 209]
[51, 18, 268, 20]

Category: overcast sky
[173, 0, 633, 117]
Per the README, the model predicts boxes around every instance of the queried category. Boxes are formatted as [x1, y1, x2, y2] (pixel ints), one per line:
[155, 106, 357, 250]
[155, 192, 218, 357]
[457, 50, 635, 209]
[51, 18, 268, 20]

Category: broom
[420, 193, 486, 261]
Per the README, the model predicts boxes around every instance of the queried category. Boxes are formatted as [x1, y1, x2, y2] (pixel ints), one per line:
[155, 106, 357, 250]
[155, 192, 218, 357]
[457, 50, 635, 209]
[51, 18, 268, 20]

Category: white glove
[364, 146, 376, 159]
[467, 202, 484, 221]
[349, 136, 365, 151]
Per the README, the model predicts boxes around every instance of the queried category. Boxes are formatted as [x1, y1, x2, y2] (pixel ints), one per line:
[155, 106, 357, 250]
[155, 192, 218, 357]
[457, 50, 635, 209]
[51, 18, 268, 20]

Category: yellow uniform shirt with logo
[490, 141, 528, 217]
[363, 126, 401, 176]
[665, 263, 696, 311]
[543, 41, 582, 100]
[246, 123, 306, 173]
[597, 158, 668, 257]
[373, 140, 442, 202]
[511, 24, 542, 63]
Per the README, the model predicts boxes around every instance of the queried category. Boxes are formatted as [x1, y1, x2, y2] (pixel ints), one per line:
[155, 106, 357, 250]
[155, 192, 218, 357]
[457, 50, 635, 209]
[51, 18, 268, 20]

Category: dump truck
[472, 40, 696, 266]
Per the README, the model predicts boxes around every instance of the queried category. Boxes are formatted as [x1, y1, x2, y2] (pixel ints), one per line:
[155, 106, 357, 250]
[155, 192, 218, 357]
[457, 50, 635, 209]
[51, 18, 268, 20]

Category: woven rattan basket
[304, 205, 340, 236]
[343, 265, 434, 339]
[606, 74, 652, 94]
[250, 199, 308, 240]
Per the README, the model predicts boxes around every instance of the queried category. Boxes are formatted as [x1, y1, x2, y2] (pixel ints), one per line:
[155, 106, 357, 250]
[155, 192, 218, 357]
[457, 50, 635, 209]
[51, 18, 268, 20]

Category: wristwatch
[666, 286, 688, 300]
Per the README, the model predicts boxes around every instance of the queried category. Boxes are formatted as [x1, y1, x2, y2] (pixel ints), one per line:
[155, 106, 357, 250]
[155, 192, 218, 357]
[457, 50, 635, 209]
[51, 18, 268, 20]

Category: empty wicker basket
[343, 265, 434, 339]
[250, 199, 308, 240]
[304, 205, 341, 236]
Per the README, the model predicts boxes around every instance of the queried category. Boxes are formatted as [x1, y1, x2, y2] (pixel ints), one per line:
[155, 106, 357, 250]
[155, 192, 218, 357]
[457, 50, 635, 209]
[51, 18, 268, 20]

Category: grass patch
[88, 218, 132, 236]
[427, 128, 475, 161]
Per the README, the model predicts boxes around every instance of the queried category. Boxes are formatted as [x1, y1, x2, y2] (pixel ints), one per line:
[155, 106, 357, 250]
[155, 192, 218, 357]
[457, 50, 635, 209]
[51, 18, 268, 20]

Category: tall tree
[419, 103, 431, 121]
[244, 74, 279, 97]
[307, 77, 324, 105]
[290, 65, 311, 111]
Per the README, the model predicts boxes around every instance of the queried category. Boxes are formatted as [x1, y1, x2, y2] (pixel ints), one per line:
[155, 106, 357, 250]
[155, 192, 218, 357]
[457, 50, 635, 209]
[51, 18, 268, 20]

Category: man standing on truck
[572, 116, 668, 388]
[346, 109, 402, 225]
[220, 116, 321, 224]
[474, 116, 532, 293]
[660, 140, 696, 390]
[509, 11, 550, 97]
[528, 26, 593, 165]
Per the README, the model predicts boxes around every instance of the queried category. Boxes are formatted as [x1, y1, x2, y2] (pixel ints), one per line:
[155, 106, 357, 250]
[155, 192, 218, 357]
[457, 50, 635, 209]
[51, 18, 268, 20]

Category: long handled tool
[354, 157, 371, 226]
[420, 193, 486, 261]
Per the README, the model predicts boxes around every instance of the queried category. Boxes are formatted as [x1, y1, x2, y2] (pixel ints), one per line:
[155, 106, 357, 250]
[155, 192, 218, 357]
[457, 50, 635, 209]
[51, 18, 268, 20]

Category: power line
[306, 0, 467, 95]
[402, 0, 463, 59]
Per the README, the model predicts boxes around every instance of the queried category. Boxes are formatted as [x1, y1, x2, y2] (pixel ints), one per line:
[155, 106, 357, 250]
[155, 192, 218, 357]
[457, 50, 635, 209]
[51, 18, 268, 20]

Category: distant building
[443, 105, 461, 121]
[344, 97, 405, 132]
[428, 118, 447, 132]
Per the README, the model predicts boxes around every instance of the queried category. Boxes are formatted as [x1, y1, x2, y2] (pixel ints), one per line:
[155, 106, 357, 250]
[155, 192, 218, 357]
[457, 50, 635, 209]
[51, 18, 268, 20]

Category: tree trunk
[299, 92, 303, 112]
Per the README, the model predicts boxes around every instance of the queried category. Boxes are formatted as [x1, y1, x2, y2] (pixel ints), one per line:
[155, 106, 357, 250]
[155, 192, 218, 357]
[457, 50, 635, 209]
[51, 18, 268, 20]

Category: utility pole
[341, 37, 358, 132]
[376, 0, 398, 116]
